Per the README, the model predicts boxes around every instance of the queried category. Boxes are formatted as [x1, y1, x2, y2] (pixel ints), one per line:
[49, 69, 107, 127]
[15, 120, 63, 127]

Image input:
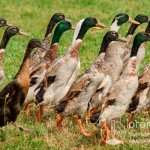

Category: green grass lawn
[0, 0, 150, 149]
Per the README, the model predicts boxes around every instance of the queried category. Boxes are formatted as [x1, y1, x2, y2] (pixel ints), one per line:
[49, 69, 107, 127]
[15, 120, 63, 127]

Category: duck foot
[56, 114, 64, 131]
[77, 116, 93, 137]
[100, 120, 110, 144]
[36, 105, 44, 123]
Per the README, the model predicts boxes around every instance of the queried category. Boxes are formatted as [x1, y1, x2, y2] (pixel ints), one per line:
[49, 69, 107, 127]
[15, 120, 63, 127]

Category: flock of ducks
[0, 13, 150, 145]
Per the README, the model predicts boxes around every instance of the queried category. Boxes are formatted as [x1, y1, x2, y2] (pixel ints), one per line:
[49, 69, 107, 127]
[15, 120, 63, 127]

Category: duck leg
[128, 112, 136, 127]
[56, 114, 64, 131]
[25, 102, 32, 116]
[77, 116, 93, 137]
[101, 120, 110, 144]
[36, 105, 44, 123]
[102, 122, 123, 145]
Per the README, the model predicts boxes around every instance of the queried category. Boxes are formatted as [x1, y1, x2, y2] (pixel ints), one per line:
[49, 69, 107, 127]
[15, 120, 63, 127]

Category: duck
[24, 20, 74, 115]
[29, 13, 66, 71]
[0, 39, 44, 127]
[55, 31, 127, 136]
[87, 13, 140, 118]
[34, 17, 107, 123]
[127, 64, 150, 125]
[124, 14, 149, 48]
[122, 14, 149, 71]
[90, 32, 150, 144]
[0, 26, 28, 85]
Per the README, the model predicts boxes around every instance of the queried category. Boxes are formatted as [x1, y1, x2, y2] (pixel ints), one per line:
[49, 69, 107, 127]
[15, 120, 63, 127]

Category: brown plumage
[0, 39, 43, 127]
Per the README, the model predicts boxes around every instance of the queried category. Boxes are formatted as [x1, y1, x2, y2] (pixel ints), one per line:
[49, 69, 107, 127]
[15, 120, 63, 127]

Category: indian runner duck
[0, 39, 44, 126]
[29, 13, 66, 71]
[24, 20, 74, 115]
[90, 32, 150, 144]
[55, 31, 127, 136]
[0, 26, 28, 85]
[34, 17, 107, 123]
[87, 14, 139, 118]
[123, 15, 149, 70]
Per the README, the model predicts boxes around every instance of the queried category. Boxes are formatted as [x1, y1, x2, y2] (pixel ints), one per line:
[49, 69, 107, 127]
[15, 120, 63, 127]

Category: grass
[0, 0, 150, 149]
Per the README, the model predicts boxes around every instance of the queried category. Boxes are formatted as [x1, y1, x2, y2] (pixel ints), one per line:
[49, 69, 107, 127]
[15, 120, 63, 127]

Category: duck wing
[60, 75, 91, 102]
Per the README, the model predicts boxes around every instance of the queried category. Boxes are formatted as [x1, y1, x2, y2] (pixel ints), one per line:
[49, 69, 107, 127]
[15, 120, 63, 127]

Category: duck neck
[0, 33, 11, 49]
[110, 20, 120, 32]
[126, 24, 139, 37]
[126, 56, 137, 76]
[44, 43, 59, 62]
[98, 37, 112, 55]
[130, 40, 142, 58]
[69, 39, 82, 58]
[125, 35, 133, 47]
[15, 47, 32, 79]
[44, 19, 56, 38]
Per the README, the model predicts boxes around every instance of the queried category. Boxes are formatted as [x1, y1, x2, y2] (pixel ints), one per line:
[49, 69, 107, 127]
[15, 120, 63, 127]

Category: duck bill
[18, 30, 30, 36]
[128, 17, 140, 25]
[117, 35, 128, 42]
[92, 22, 107, 30]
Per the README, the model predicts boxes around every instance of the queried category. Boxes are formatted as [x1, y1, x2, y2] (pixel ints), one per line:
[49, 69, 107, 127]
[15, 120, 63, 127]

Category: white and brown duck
[90, 32, 150, 145]
[34, 17, 107, 123]
[55, 31, 127, 136]
[24, 20, 74, 115]
[88, 13, 139, 117]
[29, 13, 66, 71]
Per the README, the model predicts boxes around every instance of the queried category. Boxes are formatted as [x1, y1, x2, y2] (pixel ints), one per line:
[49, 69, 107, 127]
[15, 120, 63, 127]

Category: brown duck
[0, 39, 44, 127]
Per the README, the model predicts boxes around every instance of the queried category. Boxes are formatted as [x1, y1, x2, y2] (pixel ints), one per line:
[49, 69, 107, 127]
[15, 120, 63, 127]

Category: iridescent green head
[51, 20, 73, 45]
[131, 32, 150, 57]
[112, 13, 140, 26]
[74, 17, 107, 41]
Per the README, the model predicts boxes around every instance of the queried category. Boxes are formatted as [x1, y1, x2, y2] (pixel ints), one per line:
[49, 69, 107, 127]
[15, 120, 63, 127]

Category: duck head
[126, 14, 149, 36]
[0, 26, 29, 49]
[131, 32, 150, 57]
[110, 13, 140, 32]
[0, 18, 12, 27]
[51, 20, 74, 45]
[44, 13, 65, 37]
[73, 17, 107, 42]
[99, 31, 127, 54]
